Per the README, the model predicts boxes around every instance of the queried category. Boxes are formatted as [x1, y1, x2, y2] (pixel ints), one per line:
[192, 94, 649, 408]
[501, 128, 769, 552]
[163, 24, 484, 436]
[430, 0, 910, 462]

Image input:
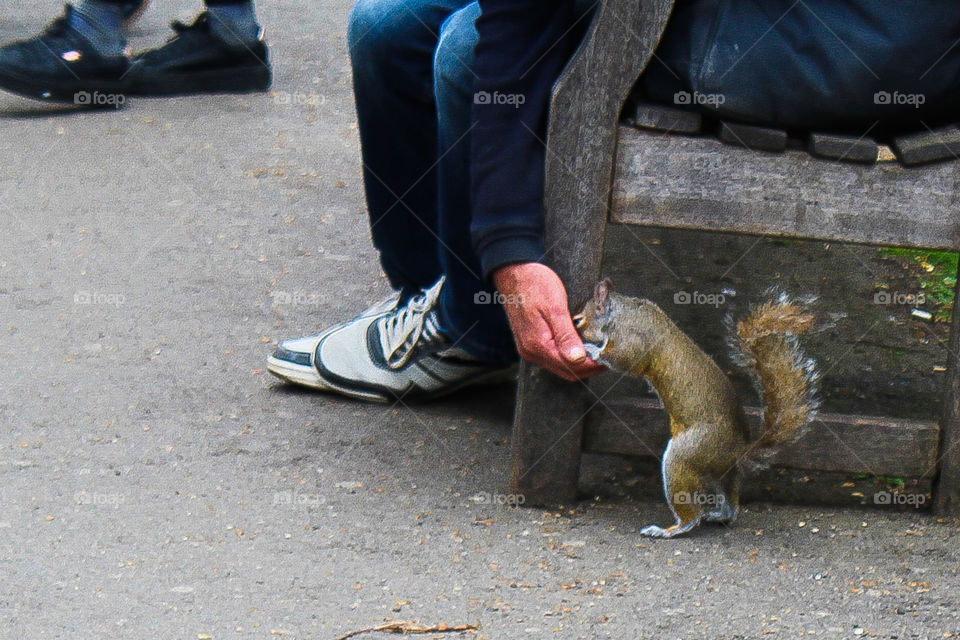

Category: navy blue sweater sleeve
[470, 0, 581, 279]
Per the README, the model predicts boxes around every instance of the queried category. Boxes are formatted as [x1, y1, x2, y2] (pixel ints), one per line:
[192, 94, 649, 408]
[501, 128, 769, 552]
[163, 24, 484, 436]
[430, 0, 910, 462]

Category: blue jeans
[347, 0, 518, 365]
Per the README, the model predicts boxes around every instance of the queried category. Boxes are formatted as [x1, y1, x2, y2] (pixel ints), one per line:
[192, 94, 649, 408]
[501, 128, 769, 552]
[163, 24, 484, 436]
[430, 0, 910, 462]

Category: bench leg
[508, 0, 675, 506]
[509, 364, 589, 506]
[934, 271, 960, 516]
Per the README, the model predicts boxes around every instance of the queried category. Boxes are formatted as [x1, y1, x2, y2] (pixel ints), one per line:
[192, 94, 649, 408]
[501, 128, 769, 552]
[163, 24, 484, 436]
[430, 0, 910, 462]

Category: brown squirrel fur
[574, 279, 818, 538]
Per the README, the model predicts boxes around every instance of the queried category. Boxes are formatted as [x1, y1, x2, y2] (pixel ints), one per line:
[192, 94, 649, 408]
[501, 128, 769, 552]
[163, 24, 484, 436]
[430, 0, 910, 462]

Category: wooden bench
[508, 0, 960, 515]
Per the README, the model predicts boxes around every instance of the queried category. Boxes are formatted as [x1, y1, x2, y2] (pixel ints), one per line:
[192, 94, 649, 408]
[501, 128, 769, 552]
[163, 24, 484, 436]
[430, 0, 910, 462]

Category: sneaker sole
[0, 67, 129, 105]
[313, 360, 519, 405]
[267, 354, 390, 403]
[128, 64, 271, 96]
[266, 355, 329, 390]
[269, 353, 517, 404]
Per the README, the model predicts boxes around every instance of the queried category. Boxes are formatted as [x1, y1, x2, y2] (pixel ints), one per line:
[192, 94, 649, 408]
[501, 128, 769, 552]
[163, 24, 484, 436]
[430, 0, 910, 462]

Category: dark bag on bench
[637, 0, 960, 135]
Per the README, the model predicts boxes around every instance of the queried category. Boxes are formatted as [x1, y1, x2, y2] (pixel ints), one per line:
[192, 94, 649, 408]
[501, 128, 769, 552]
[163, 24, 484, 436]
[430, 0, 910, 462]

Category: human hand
[492, 262, 606, 381]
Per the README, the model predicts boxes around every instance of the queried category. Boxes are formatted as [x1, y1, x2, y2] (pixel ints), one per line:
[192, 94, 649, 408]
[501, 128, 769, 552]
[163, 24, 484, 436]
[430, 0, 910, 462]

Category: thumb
[547, 309, 587, 363]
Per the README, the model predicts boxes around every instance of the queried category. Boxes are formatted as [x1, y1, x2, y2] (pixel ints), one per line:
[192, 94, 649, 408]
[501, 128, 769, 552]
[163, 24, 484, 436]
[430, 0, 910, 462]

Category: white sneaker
[268, 278, 517, 402]
[267, 291, 399, 390]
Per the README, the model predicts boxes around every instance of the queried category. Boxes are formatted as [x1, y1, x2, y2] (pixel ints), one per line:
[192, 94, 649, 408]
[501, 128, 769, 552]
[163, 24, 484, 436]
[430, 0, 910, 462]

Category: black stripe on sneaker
[272, 345, 312, 366]
[366, 319, 389, 369]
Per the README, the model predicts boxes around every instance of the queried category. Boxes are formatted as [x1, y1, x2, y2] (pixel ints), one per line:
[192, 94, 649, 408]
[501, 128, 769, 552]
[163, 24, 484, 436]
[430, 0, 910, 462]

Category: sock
[205, 0, 260, 46]
[69, 0, 126, 56]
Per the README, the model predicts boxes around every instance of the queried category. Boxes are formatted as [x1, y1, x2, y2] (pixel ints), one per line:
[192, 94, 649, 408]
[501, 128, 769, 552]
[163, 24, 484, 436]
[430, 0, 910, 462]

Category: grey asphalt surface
[1, 1, 959, 638]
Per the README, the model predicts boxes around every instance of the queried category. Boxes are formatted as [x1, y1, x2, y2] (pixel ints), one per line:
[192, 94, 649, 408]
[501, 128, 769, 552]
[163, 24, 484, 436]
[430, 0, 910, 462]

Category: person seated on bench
[268, 0, 960, 402]
[637, 0, 960, 137]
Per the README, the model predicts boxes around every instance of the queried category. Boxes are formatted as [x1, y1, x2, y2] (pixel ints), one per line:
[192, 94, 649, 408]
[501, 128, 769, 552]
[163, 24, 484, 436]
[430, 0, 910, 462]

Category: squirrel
[573, 279, 819, 538]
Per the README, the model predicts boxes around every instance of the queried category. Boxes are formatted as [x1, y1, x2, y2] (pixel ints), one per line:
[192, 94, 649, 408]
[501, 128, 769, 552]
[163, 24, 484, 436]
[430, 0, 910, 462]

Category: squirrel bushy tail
[731, 293, 819, 467]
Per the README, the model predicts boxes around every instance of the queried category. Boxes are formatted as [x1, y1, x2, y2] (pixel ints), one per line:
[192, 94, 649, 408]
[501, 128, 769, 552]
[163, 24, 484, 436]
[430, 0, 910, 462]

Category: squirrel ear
[594, 278, 613, 311]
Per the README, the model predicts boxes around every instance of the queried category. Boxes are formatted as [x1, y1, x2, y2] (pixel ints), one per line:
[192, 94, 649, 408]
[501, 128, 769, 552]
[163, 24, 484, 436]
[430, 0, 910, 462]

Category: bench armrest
[544, 0, 675, 304]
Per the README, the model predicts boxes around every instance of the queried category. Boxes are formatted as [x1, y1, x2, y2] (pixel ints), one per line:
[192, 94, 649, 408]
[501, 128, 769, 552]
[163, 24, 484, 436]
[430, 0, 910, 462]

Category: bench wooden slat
[718, 121, 787, 152]
[631, 102, 703, 134]
[808, 133, 880, 164]
[893, 127, 960, 166]
[611, 125, 960, 250]
[584, 397, 941, 478]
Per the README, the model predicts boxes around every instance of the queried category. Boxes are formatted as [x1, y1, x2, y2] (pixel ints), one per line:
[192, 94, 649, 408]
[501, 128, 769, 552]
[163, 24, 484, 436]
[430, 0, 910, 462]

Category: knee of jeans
[348, 0, 423, 68]
[433, 6, 479, 98]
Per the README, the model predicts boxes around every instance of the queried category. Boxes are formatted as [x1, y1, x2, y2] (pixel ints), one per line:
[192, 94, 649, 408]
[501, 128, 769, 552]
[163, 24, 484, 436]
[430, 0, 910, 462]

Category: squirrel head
[573, 279, 666, 372]
[573, 279, 615, 364]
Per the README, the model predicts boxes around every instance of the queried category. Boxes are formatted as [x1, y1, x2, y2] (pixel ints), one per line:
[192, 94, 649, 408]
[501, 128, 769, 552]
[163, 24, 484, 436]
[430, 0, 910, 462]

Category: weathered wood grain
[808, 133, 879, 164]
[892, 127, 960, 166]
[611, 126, 960, 250]
[719, 121, 787, 152]
[631, 102, 702, 134]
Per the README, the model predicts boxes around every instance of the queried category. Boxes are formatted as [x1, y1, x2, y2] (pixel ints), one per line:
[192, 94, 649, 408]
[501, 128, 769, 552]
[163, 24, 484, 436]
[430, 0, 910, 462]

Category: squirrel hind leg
[703, 472, 740, 524]
[702, 500, 738, 524]
[641, 438, 706, 539]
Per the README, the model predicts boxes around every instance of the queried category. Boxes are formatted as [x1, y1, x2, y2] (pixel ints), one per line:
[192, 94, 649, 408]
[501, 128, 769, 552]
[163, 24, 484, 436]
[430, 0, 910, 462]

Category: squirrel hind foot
[702, 502, 738, 524]
[640, 518, 701, 539]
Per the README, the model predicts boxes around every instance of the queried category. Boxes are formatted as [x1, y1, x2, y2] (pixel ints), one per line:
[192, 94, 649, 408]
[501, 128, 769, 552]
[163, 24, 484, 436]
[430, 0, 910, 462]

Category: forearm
[470, 0, 581, 279]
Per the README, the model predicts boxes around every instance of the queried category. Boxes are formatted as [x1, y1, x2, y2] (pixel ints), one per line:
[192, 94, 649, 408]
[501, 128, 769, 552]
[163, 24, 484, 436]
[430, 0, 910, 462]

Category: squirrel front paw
[583, 342, 604, 362]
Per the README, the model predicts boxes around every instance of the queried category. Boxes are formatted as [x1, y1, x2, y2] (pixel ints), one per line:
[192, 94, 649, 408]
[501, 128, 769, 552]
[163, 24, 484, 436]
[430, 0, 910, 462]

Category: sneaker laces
[377, 277, 446, 369]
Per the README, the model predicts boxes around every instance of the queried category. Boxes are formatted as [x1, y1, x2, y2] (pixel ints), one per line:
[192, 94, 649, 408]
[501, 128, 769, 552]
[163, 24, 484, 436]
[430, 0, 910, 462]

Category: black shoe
[0, 5, 130, 105]
[126, 12, 271, 96]
[121, 0, 151, 29]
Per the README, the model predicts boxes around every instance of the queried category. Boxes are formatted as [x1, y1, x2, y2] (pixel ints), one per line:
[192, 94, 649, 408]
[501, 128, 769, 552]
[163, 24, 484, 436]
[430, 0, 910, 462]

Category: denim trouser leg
[347, 0, 470, 300]
[433, 4, 518, 364]
[348, 0, 517, 364]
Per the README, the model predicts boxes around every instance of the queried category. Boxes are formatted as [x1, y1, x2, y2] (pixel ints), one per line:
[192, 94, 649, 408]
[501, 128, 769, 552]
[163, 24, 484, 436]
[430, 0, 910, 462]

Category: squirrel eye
[572, 314, 586, 329]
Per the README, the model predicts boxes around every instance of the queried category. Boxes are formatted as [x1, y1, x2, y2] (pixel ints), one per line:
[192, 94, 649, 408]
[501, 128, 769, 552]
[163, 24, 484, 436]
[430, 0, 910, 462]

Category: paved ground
[1, 1, 959, 639]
